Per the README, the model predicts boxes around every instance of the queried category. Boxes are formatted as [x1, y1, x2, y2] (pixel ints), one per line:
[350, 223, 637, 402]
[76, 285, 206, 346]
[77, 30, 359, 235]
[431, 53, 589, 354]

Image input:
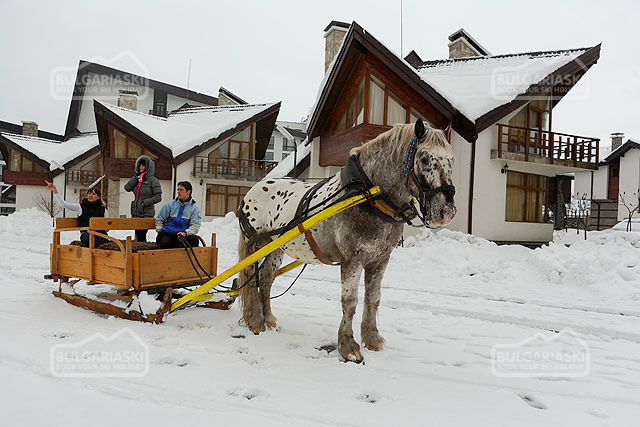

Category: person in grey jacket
[124, 155, 162, 242]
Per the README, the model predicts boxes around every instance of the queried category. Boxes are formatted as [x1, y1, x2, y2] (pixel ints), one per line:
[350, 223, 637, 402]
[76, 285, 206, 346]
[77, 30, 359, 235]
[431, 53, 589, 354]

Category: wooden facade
[318, 52, 449, 167]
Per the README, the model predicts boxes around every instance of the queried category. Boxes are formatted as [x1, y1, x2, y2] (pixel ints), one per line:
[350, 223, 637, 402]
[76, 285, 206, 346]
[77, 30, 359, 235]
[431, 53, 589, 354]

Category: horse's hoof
[363, 334, 385, 351]
[265, 314, 277, 329]
[339, 342, 363, 363]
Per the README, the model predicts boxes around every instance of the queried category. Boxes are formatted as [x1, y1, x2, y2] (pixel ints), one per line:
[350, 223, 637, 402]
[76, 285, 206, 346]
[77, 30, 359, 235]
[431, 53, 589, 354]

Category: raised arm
[45, 180, 81, 214]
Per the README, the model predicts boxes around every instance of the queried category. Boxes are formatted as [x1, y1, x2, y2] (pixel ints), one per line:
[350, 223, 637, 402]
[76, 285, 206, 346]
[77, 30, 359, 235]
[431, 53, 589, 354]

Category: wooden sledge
[46, 217, 235, 323]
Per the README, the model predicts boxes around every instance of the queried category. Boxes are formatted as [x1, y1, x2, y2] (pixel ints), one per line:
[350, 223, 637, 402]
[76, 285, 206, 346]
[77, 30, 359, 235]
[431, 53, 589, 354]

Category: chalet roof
[218, 87, 248, 105]
[0, 132, 98, 170]
[604, 139, 640, 163]
[307, 21, 601, 144]
[283, 126, 307, 139]
[64, 60, 220, 136]
[415, 47, 592, 122]
[0, 120, 64, 141]
[95, 100, 280, 162]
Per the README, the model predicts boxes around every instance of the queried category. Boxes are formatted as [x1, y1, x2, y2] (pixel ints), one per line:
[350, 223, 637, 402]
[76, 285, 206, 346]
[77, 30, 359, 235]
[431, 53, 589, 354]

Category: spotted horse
[236, 119, 456, 362]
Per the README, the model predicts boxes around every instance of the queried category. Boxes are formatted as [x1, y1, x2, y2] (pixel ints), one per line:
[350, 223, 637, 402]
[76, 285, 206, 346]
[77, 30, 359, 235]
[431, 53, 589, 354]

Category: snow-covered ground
[2, 209, 640, 426]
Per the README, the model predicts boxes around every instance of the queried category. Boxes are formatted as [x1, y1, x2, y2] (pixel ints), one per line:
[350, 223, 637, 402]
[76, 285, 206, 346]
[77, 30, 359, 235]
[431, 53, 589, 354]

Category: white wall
[446, 130, 472, 234]
[470, 126, 554, 242]
[574, 166, 608, 200]
[16, 184, 53, 212]
[618, 150, 640, 220]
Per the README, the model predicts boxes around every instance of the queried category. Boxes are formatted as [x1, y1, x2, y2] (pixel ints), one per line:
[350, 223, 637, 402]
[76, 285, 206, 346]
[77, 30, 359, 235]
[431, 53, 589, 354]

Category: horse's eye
[420, 157, 428, 165]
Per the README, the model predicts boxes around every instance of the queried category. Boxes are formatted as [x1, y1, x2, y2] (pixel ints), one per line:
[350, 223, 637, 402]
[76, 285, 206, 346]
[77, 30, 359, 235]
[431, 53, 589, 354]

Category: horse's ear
[444, 122, 452, 143]
[415, 119, 425, 140]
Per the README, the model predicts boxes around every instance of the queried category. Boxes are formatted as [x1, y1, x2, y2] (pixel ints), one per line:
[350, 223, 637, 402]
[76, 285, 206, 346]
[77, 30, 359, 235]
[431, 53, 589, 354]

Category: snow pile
[0, 207, 54, 237]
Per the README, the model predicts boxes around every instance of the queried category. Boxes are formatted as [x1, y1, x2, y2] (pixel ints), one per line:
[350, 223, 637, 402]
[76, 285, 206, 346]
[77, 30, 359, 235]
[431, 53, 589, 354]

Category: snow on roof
[265, 140, 311, 179]
[97, 101, 277, 157]
[0, 132, 98, 170]
[416, 49, 589, 121]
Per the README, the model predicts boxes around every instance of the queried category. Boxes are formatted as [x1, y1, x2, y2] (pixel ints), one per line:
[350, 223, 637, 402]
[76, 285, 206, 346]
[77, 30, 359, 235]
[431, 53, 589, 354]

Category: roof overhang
[474, 44, 601, 134]
[0, 134, 52, 173]
[604, 140, 640, 163]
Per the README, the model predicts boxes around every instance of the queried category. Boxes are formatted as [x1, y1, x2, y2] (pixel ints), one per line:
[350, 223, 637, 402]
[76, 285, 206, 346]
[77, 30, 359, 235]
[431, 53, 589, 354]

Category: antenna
[400, 0, 403, 57]
[186, 58, 192, 101]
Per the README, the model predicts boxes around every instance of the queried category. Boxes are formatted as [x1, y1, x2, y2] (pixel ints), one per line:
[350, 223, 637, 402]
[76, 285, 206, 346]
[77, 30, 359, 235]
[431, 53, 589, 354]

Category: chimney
[447, 28, 491, 59]
[118, 90, 138, 110]
[324, 20, 349, 72]
[611, 132, 624, 151]
[22, 121, 38, 137]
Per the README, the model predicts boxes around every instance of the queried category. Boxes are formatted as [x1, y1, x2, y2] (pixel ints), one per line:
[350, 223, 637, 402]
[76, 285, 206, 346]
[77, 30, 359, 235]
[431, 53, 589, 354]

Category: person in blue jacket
[155, 181, 202, 249]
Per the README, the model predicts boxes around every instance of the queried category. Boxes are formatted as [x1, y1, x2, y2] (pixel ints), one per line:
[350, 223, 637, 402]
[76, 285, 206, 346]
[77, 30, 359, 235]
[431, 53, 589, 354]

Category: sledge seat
[49, 217, 217, 290]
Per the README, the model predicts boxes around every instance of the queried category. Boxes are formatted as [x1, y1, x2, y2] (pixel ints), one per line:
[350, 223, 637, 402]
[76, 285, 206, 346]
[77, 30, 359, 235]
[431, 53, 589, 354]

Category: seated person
[45, 180, 110, 247]
[155, 181, 202, 249]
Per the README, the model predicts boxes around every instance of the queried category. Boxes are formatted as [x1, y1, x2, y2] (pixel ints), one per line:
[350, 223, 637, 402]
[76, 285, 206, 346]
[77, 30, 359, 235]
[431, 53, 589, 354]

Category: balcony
[495, 124, 599, 170]
[193, 157, 277, 181]
[67, 169, 101, 186]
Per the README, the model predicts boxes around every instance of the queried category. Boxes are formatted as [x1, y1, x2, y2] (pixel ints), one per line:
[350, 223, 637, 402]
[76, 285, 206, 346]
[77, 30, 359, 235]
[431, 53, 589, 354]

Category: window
[282, 152, 289, 161]
[268, 136, 274, 149]
[153, 90, 167, 117]
[10, 151, 47, 173]
[505, 171, 548, 223]
[283, 138, 296, 151]
[386, 91, 407, 126]
[410, 109, 425, 125]
[206, 184, 249, 216]
[264, 151, 274, 161]
[369, 76, 385, 125]
[111, 126, 157, 160]
[334, 76, 365, 134]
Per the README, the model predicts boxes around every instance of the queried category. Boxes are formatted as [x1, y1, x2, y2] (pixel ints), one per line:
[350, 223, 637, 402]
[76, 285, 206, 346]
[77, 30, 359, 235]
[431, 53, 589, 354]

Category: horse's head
[409, 120, 456, 227]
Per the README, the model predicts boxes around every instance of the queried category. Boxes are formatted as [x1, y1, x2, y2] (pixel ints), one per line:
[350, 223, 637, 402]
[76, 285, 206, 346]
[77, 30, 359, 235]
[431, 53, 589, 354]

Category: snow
[416, 50, 588, 121]
[96, 101, 277, 157]
[2, 208, 640, 425]
[0, 132, 98, 171]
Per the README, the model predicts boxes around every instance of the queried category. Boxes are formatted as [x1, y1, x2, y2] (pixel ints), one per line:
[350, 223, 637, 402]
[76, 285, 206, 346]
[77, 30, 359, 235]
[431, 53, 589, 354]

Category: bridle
[403, 134, 456, 227]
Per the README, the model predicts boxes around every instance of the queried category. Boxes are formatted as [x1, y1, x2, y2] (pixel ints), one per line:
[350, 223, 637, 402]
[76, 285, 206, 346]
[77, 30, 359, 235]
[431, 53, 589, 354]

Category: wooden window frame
[205, 184, 249, 216]
[108, 124, 158, 160]
[505, 171, 550, 224]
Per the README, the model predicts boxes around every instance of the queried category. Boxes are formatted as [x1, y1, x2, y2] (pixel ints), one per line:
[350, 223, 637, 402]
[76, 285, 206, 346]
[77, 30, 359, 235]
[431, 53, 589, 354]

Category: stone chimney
[611, 132, 624, 151]
[118, 90, 138, 110]
[448, 28, 491, 59]
[324, 20, 349, 72]
[22, 121, 38, 137]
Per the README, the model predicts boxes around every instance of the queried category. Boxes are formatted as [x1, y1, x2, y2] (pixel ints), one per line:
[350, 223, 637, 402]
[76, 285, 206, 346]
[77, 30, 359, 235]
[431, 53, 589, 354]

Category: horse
[236, 119, 456, 362]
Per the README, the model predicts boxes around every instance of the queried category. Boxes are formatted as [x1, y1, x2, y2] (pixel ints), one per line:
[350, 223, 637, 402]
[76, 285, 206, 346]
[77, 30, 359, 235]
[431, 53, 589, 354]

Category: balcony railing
[67, 169, 101, 186]
[193, 157, 278, 181]
[497, 124, 599, 165]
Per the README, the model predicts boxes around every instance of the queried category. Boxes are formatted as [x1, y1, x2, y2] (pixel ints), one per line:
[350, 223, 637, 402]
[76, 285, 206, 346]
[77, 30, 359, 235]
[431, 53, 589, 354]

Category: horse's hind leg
[361, 255, 390, 351]
[238, 237, 265, 334]
[258, 249, 284, 329]
[338, 261, 364, 363]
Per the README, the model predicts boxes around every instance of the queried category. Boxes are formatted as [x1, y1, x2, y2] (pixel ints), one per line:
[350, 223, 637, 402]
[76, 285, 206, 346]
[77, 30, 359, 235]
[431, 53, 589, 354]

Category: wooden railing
[193, 157, 277, 180]
[497, 124, 599, 165]
[67, 169, 101, 186]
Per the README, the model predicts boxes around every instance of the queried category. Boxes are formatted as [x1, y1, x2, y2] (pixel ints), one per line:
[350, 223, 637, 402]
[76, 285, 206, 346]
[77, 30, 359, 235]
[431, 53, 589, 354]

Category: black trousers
[135, 229, 148, 242]
[156, 231, 200, 249]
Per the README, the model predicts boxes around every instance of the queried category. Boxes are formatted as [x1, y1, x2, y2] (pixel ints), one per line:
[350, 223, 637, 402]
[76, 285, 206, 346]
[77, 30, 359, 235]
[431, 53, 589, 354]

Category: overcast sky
[1, 0, 638, 147]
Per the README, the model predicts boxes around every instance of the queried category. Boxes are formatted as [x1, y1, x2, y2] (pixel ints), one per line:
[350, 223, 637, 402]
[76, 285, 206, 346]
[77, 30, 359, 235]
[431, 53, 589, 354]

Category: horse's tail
[237, 234, 265, 333]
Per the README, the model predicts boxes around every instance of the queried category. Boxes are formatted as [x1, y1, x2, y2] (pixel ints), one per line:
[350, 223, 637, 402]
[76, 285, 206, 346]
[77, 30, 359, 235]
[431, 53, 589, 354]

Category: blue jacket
[155, 197, 202, 236]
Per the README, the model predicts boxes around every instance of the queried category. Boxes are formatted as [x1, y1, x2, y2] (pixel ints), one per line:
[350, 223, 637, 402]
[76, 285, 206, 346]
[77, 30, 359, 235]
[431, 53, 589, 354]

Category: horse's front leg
[339, 262, 363, 363]
[361, 255, 390, 351]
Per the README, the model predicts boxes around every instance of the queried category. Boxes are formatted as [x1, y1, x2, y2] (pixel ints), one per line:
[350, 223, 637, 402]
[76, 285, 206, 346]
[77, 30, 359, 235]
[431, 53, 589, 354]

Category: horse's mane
[350, 122, 450, 159]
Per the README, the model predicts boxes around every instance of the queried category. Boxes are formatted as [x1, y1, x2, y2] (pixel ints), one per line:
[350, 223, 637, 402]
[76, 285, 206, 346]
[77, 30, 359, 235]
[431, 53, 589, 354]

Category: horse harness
[238, 135, 456, 265]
